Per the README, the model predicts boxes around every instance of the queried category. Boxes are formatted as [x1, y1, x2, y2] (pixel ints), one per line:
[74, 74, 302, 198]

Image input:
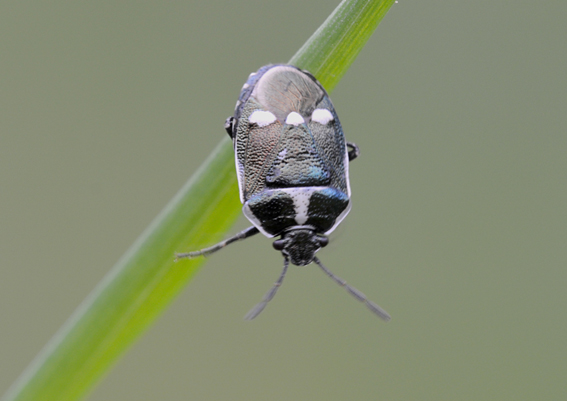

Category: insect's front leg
[176, 226, 259, 260]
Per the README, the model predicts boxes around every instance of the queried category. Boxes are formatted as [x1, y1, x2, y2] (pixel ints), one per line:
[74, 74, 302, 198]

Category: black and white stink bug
[177, 65, 390, 321]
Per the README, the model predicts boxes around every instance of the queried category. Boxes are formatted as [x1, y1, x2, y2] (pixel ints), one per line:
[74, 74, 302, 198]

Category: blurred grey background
[1, 1, 566, 400]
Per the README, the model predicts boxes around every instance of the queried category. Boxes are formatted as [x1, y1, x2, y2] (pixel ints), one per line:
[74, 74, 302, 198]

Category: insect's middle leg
[347, 142, 360, 161]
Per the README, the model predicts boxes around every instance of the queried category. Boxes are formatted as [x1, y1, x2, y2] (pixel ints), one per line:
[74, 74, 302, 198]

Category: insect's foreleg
[176, 226, 259, 260]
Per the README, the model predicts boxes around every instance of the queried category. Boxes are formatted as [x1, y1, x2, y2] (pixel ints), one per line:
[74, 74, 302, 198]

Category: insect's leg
[176, 226, 259, 260]
[244, 257, 290, 320]
[224, 116, 236, 138]
[313, 257, 391, 321]
[346, 141, 360, 161]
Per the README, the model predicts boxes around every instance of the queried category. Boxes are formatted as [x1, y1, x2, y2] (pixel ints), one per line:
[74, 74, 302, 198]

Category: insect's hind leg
[176, 226, 259, 260]
[346, 142, 360, 161]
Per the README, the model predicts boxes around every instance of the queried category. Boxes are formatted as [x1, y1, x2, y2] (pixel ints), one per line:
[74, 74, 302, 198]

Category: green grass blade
[1, 1, 395, 400]
[290, 0, 396, 92]
[2, 139, 241, 401]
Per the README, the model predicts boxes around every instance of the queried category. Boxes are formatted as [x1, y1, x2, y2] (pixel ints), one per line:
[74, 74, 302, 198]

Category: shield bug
[177, 65, 390, 321]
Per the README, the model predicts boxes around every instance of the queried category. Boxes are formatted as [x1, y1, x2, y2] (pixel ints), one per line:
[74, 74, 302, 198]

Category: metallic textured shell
[232, 65, 351, 237]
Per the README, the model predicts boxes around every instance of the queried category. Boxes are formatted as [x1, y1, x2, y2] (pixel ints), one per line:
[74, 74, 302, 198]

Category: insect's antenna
[244, 256, 290, 320]
[313, 257, 391, 321]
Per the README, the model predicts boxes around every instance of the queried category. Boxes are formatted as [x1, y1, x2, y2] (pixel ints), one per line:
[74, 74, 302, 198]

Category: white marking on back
[242, 187, 350, 237]
[289, 189, 312, 225]
[249, 110, 277, 127]
[312, 108, 334, 125]
[285, 112, 305, 126]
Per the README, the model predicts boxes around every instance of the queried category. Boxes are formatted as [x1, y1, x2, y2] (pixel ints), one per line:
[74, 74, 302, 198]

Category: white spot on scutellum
[311, 108, 334, 125]
[249, 110, 277, 127]
[242, 83, 249, 89]
[285, 112, 305, 126]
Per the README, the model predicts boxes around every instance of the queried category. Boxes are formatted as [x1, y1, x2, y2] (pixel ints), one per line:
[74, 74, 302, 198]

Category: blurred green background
[1, 1, 566, 400]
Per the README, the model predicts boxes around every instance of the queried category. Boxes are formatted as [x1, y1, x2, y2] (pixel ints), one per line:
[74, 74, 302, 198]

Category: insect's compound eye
[273, 239, 286, 251]
[311, 108, 334, 125]
[317, 236, 329, 247]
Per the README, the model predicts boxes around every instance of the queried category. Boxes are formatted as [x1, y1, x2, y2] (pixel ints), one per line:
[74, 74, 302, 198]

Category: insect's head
[272, 226, 328, 266]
